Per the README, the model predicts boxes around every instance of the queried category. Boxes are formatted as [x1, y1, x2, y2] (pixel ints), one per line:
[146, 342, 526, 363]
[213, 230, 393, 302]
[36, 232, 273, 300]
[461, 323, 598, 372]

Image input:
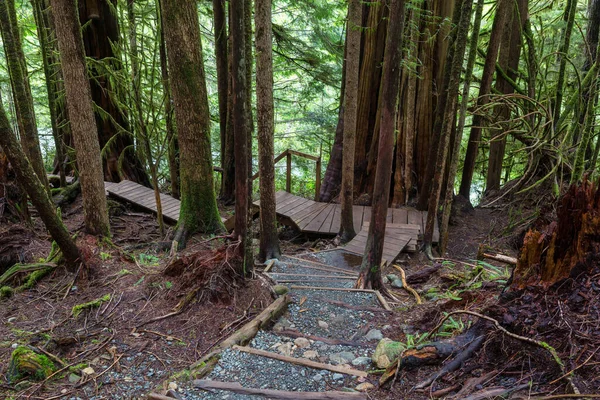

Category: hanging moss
[8, 346, 56, 382]
[71, 294, 111, 318]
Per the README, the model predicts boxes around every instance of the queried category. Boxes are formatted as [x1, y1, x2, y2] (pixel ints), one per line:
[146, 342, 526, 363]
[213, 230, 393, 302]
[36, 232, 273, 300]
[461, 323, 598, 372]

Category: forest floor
[0, 186, 598, 399]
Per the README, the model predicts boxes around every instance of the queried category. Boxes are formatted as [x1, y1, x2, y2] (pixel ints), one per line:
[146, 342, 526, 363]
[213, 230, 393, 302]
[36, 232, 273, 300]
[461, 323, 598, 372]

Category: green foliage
[137, 253, 159, 266]
[72, 294, 111, 318]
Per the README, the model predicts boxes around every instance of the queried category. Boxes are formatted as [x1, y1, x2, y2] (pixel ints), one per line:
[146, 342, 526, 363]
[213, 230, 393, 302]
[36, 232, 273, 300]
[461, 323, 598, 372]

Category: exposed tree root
[392, 264, 422, 304]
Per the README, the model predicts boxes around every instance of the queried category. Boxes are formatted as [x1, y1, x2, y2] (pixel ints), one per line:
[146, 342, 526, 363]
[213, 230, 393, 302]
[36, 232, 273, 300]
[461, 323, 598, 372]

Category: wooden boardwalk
[344, 223, 420, 263]
[255, 191, 439, 257]
[105, 180, 234, 230]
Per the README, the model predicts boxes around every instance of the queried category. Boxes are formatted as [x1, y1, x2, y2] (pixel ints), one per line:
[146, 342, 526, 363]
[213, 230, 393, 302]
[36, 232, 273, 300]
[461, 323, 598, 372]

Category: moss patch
[72, 294, 111, 318]
[0, 285, 14, 298]
[8, 346, 56, 382]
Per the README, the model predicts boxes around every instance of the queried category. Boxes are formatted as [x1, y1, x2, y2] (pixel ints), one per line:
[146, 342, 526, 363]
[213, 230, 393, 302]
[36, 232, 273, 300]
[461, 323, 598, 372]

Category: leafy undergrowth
[0, 199, 271, 399]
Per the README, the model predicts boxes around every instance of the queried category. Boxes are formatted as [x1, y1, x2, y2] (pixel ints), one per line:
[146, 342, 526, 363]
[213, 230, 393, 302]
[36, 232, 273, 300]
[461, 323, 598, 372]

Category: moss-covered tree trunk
[339, 0, 362, 243]
[161, 0, 224, 242]
[358, 0, 405, 290]
[50, 0, 110, 237]
[231, 0, 251, 266]
[256, 0, 281, 261]
[0, 103, 80, 268]
[0, 0, 50, 195]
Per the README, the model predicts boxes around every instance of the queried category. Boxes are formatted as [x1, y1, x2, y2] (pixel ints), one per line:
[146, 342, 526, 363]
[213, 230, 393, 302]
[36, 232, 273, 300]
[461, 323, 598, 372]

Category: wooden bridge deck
[104, 180, 233, 230]
[256, 191, 439, 257]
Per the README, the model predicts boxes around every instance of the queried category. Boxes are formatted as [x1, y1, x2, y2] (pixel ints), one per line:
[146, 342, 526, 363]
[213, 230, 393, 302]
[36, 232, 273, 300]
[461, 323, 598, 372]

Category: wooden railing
[215, 149, 322, 200]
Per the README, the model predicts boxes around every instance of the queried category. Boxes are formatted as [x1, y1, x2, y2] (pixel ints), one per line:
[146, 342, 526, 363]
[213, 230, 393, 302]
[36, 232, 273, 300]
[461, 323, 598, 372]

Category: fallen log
[193, 380, 367, 399]
[232, 345, 369, 378]
[405, 264, 442, 284]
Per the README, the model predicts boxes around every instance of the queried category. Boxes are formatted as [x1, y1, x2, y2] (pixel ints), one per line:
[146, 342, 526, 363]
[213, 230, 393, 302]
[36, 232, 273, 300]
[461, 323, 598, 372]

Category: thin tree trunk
[358, 0, 405, 290]
[256, 0, 281, 261]
[339, 0, 362, 243]
[0, 104, 81, 268]
[231, 0, 251, 267]
[553, 0, 578, 128]
[0, 0, 50, 195]
[32, 0, 66, 188]
[127, 0, 165, 236]
[157, 0, 179, 199]
[439, 0, 484, 252]
[161, 0, 224, 244]
[459, 0, 512, 199]
[214, 0, 228, 175]
[486, 0, 527, 192]
[222, 10, 236, 204]
[423, 0, 474, 256]
[48, 0, 111, 237]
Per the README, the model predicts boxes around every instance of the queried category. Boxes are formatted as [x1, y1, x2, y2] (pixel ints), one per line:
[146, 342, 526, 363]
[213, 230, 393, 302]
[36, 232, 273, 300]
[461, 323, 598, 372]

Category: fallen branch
[392, 265, 422, 304]
[477, 245, 517, 265]
[461, 383, 530, 400]
[232, 345, 369, 378]
[193, 380, 367, 399]
[414, 333, 485, 389]
[405, 264, 442, 284]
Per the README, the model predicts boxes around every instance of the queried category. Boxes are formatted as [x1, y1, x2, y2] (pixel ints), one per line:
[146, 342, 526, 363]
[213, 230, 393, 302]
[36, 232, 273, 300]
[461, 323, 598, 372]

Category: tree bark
[439, 0, 485, 252]
[214, 0, 228, 178]
[222, 8, 236, 204]
[0, 0, 50, 195]
[358, 0, 405, 290]
[76, 0, 149, 186]
[0, 97, 80, 267]
[256, 0, 281, 261]
[423, 0, 474, 256]
[339, 0, 362, 243]
[161, 0, 224, 241]
[459, 0, 512, 199]
[50, 0, 110, 237]
[485, 0, 527, 193]
[231, 0, 251, 266]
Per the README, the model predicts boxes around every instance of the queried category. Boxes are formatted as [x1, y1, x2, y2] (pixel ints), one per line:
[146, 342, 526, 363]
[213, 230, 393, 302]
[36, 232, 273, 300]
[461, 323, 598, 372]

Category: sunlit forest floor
[1, 184, 598, 399]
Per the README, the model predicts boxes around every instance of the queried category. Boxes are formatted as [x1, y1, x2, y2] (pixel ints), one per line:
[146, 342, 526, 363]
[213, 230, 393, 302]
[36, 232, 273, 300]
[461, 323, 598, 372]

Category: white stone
[294, 337, 310, 349]
[317, 320, 329, 330]
[355, 382, 375, 392]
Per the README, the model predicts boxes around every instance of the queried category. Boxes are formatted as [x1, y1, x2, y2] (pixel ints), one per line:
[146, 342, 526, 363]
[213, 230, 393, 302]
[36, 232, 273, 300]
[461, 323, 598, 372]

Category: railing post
[315, 157, 321, 201]
[286, 150, 292, 193]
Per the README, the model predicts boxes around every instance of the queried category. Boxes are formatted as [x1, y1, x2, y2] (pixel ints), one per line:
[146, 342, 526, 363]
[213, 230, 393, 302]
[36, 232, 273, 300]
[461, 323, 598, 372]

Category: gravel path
[177, 251, 383, 399]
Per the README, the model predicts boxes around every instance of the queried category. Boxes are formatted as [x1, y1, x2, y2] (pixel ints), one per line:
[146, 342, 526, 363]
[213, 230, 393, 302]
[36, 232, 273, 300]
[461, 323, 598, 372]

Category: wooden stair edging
[343, 222, 415, 264]
[105, 180, 235, 231]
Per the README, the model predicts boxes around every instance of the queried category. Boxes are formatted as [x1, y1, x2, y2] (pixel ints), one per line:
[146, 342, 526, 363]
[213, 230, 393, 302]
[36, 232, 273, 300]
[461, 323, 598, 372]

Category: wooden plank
[294, 203, 329, 227]
[303, 204, 335, 233]
[283, 197, 315, 216]
[362, 207, 371, 227]
[330, 205, 341, 233]
[386, 209, 393, 223]
[352, 205, 364, 232]
[407, 209, 423, 229]
[288, 200, 319, 220]
[278, 196, 309, 214]
[392, 208, 408, 224]
[320, 204, 338, 234]
[276, 193, 303, 212]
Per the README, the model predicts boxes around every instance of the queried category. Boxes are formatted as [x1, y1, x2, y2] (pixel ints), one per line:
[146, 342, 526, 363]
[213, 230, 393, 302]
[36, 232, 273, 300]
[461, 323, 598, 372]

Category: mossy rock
[8, 346, 56, 382]
[273, 285, 289, 295]
[372, 338, 406, 368]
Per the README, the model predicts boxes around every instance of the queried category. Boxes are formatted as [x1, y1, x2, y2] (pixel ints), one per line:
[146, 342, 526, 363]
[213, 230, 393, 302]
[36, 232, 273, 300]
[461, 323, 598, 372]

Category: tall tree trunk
[50, 0, 111, 237]
[486, 0, 527, 192]
[358, 0, 405, 290]
[214, 0, 228, 178]
[0, 0, 50, 195]
[459, 0, 512, 199]
[424, 0, 474, 256]
[222, 11, 236, 204]
[256, 0, 280, 261]
[157, 0, 179, 199]
[0, 104, 81, 268]
[77, 0, 149, 186]
[231, 0, 251, 266]
[339, 0, 362, 243]
[32, 0, 66, 188]
[245, 0, 253, 191]
[161, 0, 224, 243]
[552, 0, 578, 129]
[127, 0, 165, 236]
[439, 0, 485, 252]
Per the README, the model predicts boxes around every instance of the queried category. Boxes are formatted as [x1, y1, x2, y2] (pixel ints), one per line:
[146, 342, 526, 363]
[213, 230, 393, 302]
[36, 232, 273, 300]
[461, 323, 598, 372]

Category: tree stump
[512, 180, 600, 289]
